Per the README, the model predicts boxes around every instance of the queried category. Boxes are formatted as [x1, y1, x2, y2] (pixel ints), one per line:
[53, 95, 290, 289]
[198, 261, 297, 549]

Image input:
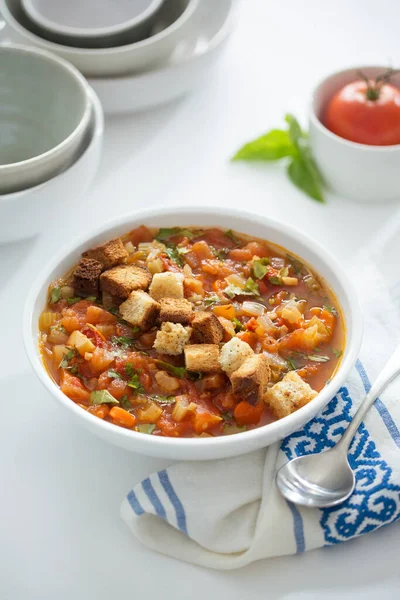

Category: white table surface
[1, 0, 400, 598]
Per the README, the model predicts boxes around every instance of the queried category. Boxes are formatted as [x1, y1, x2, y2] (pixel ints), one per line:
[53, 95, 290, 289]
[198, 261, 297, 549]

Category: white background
[1, 0, 400, 598]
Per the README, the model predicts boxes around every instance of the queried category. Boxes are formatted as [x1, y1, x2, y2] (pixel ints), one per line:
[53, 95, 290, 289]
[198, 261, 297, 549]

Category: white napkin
[121, 219, 400, 570]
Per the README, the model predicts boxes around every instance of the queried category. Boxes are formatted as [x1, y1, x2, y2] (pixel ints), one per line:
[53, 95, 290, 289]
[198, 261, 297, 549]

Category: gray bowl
[0, 44, 92, 194]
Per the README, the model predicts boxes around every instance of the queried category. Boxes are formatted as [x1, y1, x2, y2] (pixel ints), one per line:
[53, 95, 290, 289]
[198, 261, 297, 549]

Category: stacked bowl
[0, 0, 234, 113]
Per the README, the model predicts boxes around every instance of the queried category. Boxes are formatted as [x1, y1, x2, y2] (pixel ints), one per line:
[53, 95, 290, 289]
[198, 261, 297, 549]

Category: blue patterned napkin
[121, 222, 400, 569]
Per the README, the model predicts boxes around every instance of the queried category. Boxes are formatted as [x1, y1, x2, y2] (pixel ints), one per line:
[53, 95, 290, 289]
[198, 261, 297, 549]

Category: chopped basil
[155, 360, 187, 379]
[253, 258, 270, 280]
[108, 364, 144, 392]
[286, 357, 297, 370]
[107, 369, 123, 380]
[224, 278, 259, 299]
[90, 390, 119, 405]
[307, 355, 330, 363]
[245, 278, 259, 294]
[333, 348, 343, 358]
[119, 394, 133, 410]
[269, 276, 282, 286]
[214, 248, 229, 260]
[225, 229, 239, 244]
[107, 307, 119, 316]
[323, 304, 339, 317]
[66, 297, 81, 305]
[204, 294, 219, 307]
[286, 254, 304, 274]
[58, 347, 77, 369]
[86, 296, 97, 302]
[232, 317, 243, 332]
[50, 287, 61, 304]
[136, 424, 156, 434]
[111, 334, 139, 348]
[164, 246, 184, 267]
[148, 395, 176, 405]
[156, 228, 194, 242]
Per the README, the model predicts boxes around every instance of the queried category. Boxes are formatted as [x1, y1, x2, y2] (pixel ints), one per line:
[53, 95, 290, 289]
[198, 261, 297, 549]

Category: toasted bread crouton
[100, 265, 152, 298]
[191, 311, 224, 344]
[184, 344, 221, 373]
[230, 354, 270, 400]
[159, 298, 193, 325]
[219, 337, 254, 376]
[149, 272, 184, 300]
[119, 290, 160, 330]
[264, 371, 318, 419]
[83, 237, 128, 268]
[153, 322, 192, 356]
[73, 258, 103, 296]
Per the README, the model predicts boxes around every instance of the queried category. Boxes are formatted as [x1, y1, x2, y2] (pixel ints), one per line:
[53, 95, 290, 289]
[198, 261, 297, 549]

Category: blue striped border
[286, 501, 305, 553]
[127, 489, 144, 515]
[142, 478, 167, 519]
[158, 469, 188, 535]
[356, 359, 400, 449]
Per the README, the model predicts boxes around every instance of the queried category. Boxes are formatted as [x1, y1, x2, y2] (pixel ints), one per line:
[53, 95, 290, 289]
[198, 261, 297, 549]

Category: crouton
[153, 322, 192, 356]
[230, 354, 270, 399]
[184, 344, 221, 373]
[149, 272, 184, 300]
[83, 237, 128, 268]
[119, 290, 160, 330]
[264, 371, 318, 419]
[219, 337, 254, 376]
[159, 298, 193, 325]
[191, 311, 224, 344]
[100, 265, 152, 299]
[73, 258, 103, 296]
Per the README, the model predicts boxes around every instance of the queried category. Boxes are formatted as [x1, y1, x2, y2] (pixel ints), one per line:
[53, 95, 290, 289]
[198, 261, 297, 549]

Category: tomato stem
[357, 68, 400, 102]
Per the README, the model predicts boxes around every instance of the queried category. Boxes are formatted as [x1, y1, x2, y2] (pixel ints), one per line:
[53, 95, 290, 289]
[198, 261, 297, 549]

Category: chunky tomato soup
[39, 226, 344, 437]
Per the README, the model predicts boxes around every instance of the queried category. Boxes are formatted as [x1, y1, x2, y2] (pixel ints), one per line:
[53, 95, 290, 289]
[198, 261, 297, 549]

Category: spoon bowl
[276, 451, 355, 508]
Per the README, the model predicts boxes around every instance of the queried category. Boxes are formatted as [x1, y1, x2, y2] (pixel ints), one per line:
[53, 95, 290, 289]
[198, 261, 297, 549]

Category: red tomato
[324, 76, 400, 146]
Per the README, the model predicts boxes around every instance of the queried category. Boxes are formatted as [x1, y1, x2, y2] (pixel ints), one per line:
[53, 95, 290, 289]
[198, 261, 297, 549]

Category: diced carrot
[243, 242, 269, 258]
[310, 307, 336, 331]
[61, 314, 85, 334]
[184, 278, 205, 297]
[87, 404, 110, 419]
[184, 251, 201, 269]
[108, 378, 129, 399]
[90, 347, 114, 375]
[191, 240, 214, 260]
[212, 279, 227, 293]
[212, 304, 235, 320]
[86, 305, 117, 325]
[193, 411, 222, 434]
[60, 370, 90, 403]
[236, 330, 258, 349]
[129, 225, 153, 246]
[201, 260, 220, 275]
[228, 248, 253, 262]
[278, 329, 313, 352]
[109, 406, 136, 428]
[234, 401, 263, 426]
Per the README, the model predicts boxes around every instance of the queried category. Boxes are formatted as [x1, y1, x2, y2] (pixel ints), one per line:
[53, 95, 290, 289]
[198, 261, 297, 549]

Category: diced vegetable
[109, 406, 136, 428]
[137, 403, 163, 423]
[39, 312, 62, 332]
[90, 390, 119, 405]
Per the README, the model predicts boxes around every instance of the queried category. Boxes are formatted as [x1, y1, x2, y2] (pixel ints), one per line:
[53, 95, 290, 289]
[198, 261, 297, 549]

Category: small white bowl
[21, 0, 164, 46]
[23, 207, 362, 461]
[0, 44, 92, 194]
[89, 0, 234, 114]
[0, 86, 104, 244]
[1, 0, 199, 76]
[309, 66, 400, 203]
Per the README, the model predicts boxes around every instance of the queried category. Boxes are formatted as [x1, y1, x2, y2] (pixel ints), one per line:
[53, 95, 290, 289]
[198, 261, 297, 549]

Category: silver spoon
[276, 344, 400, 508]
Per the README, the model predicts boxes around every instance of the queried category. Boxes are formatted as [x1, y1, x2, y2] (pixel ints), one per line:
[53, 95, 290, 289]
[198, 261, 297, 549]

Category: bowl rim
[310, 64, 400, 152]
[0, 81, 104, 202]
[23, 206, 363, 453]
[0, 43, 92, 172]
[21, 0, 164, 39]
[1, 0, 200, 55]
[87, 0, 235, 83]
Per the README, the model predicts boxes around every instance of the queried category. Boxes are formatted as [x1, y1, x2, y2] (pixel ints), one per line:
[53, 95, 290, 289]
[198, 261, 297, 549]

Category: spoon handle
[338, 344, 400, 452]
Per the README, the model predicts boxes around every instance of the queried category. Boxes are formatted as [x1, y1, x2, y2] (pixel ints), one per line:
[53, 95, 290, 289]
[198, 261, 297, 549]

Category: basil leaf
[204, 294, 219, 307]
[225, 229, 239, 244]
[285, 114, 304, 146]
[253, 258, 270, 280]
[269, 276, 282, 286]
[245, 278, 259, 295]
[156, 228, 194, 242]
[90, 390, 119, 405]
[232, 129, 295, 161]
[59, 347, 78, 369]
[333, 348, 342, 358]
[232, 317, 243, 332]
[148, 395, 176, 405]
[136, 424, 156, 434]
[164, 246, 184, 267]
[66, 297, 81, 305]
[155, 360, 187, 379]
[119, 395, 133, 410]
[50, 287, 61, 304]
[286, 357, 297, 370]
[287, 155, 325, 204]
[108, 369, 123, 379]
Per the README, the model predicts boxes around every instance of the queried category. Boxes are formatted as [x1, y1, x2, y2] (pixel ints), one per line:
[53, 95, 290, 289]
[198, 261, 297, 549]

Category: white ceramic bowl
[21, 0, 164, 47]
[0, 86, 104, 244]
[309, 66, 400, 203]
[23, 207, 363, 461]
[89, 0, 234, 114]
[0, 44, 92, 194]
[1, 0, 199, 76]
